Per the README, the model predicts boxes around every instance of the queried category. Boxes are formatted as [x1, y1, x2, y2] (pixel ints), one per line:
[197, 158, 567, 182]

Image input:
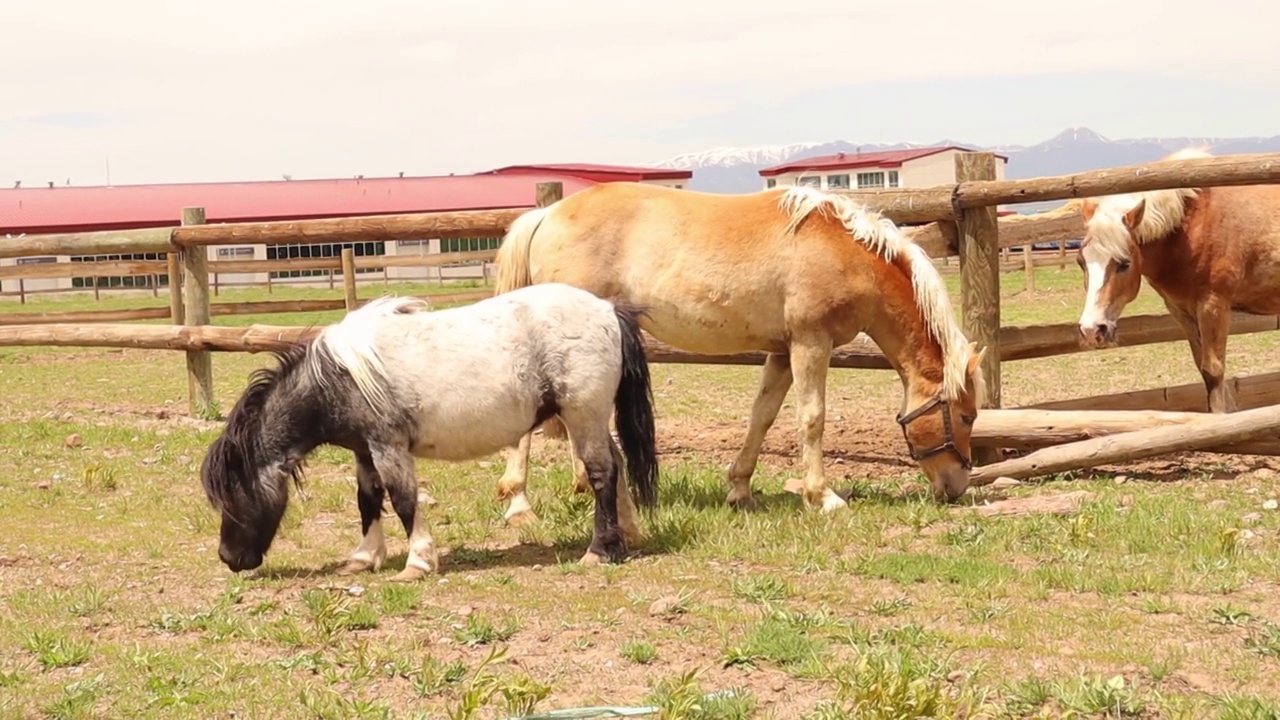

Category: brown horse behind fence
[1075, 148, 1280, 413]
[487, 181, 987, 522]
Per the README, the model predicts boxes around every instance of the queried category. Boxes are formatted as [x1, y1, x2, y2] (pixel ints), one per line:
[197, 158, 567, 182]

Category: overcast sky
[3, 0, 1278, 186]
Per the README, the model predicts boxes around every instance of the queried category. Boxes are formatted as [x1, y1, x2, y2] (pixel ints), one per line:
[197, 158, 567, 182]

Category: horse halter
[895, 393, 972, 470]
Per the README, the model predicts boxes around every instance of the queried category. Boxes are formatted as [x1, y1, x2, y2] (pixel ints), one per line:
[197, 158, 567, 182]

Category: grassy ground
[3, 268, 1280, 719]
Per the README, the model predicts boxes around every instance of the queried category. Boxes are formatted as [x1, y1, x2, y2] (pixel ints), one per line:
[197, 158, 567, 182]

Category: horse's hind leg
[338, 452, 388, 575]
[371, 445, 440, 582]
[563, 415, 626, 565]
[496, 433, 539, 527]
[726, 352, 793, 508]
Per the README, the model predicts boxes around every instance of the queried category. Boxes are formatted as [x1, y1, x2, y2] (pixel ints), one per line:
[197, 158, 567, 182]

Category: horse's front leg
[338, 452, 387, 575]
[789, 337, 846, 513]
[371, 444, 439, 582]
[496, 433, 539, 527]
[725, 353, 793, 509]
[1197, 297, 1237, 413]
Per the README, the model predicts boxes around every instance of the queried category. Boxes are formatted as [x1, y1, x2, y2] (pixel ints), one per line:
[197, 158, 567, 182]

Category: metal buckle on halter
[895, 393, 973, 470]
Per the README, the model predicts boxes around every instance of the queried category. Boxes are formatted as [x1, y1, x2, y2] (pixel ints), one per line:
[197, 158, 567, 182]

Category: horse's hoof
[504, 508, 540, 528]
[336, 559, 376, 576]
[783, 477, 805, 495]
[390, 565, 432, 583]
[812, 490, 848, 513]
[579, 551, 606, 567]
[495, 480, 520, 501]
[726, 492, 758, 511]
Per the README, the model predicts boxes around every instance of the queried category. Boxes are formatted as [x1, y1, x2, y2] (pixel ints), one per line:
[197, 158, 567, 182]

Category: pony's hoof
[783, 477, 805, 495]
[504, 508, 540, 528]
[579, 551, 606, 567]
[726, 492, 758, 511]
[390, 565, 432, 583]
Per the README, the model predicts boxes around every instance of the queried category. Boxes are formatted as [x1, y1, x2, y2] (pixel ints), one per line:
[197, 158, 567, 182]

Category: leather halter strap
[895, 393, 972, 470]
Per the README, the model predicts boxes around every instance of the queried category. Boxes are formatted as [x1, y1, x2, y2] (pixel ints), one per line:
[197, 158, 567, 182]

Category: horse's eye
[961, 414, 976, 425]
[1116, 261, 1131, 273]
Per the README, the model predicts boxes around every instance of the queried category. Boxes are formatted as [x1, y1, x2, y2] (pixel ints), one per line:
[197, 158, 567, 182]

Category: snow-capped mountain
[651, 127, 1280, 198]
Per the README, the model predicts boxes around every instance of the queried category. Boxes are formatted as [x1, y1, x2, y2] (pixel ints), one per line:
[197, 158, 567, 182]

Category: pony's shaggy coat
[200, 283, 659, 580]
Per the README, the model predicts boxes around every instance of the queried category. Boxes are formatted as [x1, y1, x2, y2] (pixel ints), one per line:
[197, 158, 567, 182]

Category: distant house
[758, 145, 1009, 191]
[0, 163, 694, 297]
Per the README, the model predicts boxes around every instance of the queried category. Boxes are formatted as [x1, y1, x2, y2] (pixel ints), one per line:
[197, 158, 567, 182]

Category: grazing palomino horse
[199, 283, 659, 581]
[489, 182, 987, 521]
[1075, 148, 1280, 413]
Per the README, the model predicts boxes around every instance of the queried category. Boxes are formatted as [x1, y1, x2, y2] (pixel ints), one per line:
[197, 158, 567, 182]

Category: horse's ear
[966, 343, 987, 375]
[1123, 199, 1146, 230]
[1081, 199, 1097, 222]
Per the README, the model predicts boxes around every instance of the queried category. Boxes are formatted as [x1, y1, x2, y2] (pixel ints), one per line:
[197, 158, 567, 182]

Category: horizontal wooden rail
[1028, 371, 1280, 414]
[972, 408, 1280, 456]
[0, 290, 492, 326]
[4, 307, 1278, 365]
[834, 151, 1280, 224]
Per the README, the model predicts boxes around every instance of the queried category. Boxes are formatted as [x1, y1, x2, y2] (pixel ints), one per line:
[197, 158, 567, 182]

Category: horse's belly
[409, 401, 537, 462]
[640, 301, 786, 355]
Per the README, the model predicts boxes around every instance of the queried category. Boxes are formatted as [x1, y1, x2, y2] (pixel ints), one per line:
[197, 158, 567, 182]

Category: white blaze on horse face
[1078, 242, 1114, 333]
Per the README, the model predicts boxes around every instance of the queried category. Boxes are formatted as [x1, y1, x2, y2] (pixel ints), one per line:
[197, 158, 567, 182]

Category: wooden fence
[5, 151, 1280, 479]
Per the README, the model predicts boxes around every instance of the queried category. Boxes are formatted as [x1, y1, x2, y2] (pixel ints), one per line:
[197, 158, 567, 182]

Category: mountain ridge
[646, 127, 1280, 204]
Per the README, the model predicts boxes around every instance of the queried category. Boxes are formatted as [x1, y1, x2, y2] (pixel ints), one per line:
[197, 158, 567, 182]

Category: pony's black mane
[200, 340, 315, 513]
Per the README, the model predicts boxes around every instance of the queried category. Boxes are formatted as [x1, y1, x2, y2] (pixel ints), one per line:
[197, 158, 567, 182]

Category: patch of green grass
[4, 272, 1280, 716]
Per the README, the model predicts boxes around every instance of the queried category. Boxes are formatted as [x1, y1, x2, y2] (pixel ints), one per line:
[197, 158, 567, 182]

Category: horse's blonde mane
[1083, 147, 1207, 262]
[776, 185, 974, 400]
[307, 295, 429, 415]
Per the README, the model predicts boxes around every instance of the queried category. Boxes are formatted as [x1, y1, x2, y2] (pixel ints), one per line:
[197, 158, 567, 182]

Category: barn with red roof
[0, 163, 691, 295]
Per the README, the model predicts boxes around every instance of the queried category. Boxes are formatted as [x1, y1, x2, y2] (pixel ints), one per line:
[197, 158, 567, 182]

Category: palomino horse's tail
[309, 295, 427, 417]
[493, 207, 548, 296]
[611, 303, 659, 510]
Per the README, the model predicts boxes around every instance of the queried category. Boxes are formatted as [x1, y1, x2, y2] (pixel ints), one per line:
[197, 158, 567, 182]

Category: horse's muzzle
[219, 545, 263, 573]
[1077, 323, 1117, 349]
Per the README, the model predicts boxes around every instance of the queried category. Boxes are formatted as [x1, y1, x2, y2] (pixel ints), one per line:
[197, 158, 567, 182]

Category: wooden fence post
[181, 207, 217, 419]
[955, 153, 1002, 465]
[536, 181, 563, 209]
[166, 252, 184, 323]
[1022, 245, 1035, 292]
[531, 180, 568, 440]
[341, 247, 358, 311]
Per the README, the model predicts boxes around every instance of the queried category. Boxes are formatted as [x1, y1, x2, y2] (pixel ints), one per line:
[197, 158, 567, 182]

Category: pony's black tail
[612, 304, 659, 510]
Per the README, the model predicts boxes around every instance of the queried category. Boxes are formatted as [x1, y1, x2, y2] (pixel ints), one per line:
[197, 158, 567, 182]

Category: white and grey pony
[199, 282, 660, 582]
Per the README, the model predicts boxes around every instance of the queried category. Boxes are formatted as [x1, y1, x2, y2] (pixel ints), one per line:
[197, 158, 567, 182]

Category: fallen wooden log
[972, 408, 1280, 456]
[969, 403, 1280, 485]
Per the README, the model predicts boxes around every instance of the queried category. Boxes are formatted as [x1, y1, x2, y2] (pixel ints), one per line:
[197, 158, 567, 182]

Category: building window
[68, 252, 168, 288]
[856, 172, 885, 188]
[398, 239, 428, 248]
[674, 184, 683, 189]
[440, 236, 502, 255]
[797, 176, 821, 188]
[266, 241, 385, 279]
[766, 178, 777, 189]
[888, 171, 900, 188]
[826, 174, 850, 189]
[216, 246, 254, 259]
